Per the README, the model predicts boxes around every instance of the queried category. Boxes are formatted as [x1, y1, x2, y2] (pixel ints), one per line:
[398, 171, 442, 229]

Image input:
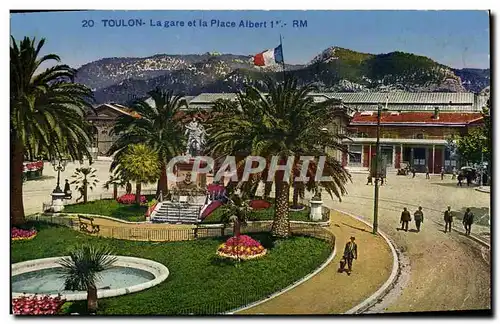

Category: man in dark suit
[413, 206, 424, 232]
[444, 206, 453, 233]
[400, 207, 411, 231]
[342, 236, 358, 275]
[463, 208, 474, 236]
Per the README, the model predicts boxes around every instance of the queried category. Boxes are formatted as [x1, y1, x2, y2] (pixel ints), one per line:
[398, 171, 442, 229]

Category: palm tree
[207, 77, 351, 238]
[10, 36, 94, 225]
[70, 167, 99, 203]
[57, 244, 117, 314]
[109, 88, 187, 197]
[116, 144, 161, 204]
[219, 192, 250, 237]
[103, 172, 126, 199]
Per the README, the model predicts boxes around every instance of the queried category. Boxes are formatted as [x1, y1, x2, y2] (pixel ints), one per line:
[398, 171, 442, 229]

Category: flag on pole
[253, 45, 284, 66]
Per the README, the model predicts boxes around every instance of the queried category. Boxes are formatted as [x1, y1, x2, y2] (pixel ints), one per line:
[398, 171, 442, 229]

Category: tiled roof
[323, 92, 475, 104]
[347, 104, 476, 112]
[351, 112, 483, 125]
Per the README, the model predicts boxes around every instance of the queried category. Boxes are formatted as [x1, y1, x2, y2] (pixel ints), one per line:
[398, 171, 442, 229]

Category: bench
[78, 215, 100, 234]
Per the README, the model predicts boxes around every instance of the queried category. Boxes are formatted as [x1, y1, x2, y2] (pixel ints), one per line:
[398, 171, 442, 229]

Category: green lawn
[62, 198, 315, 224]
[63, 199, 147, 222]
[203, 204, 311, 223]
[12, 223, 332, 315]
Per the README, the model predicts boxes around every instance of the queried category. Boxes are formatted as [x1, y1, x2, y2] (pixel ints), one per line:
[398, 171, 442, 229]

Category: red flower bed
[217, 235, 267, 260]
[12, 228, 37, 241]
[249, 200, 271, 210]
[23, 161, 44, 173]
[117, 194, 147, 205]
[12, 295, 66, 315]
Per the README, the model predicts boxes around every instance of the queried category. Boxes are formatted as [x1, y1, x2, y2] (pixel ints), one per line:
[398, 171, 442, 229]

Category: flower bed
[12, 228, 37, 241]
[217, 235, 267, 261]
[117, 194, 147, 205]
[12, 295, 66, 315]
[249, 200, 271, 210]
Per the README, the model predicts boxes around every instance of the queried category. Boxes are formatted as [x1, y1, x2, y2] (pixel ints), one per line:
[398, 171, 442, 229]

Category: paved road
[321, 172, 491, 312]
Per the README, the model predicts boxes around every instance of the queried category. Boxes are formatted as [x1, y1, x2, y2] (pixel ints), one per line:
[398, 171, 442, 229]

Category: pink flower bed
[249, 200, 271, 210]
[117, 194, 147, 205]
[23, 161, 44, 173]
[12, 295, 66, 315]
[11, 228, 37, 241]
[217, 235, 267, 260]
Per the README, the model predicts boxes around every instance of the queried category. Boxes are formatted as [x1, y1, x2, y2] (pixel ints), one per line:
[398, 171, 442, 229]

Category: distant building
[87, 92, 486, 169]
[343, 108, 484, 173]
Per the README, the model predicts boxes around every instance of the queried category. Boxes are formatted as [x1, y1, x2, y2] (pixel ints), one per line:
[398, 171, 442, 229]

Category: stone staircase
[150, 202, 203, 224]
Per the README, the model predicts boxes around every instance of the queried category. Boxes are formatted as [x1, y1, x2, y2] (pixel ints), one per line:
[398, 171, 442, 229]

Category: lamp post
[373, 103, 387, 235]
[51, 157, 68, 193]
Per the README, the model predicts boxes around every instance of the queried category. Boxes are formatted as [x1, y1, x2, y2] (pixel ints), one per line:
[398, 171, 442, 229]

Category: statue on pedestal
[185, 118, 208, 157]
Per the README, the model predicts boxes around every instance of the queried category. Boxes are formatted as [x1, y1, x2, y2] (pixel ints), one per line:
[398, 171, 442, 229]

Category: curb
[475, 187, 491, 194]
[332, 209, 400, 315]
[225, 238, 337, 314]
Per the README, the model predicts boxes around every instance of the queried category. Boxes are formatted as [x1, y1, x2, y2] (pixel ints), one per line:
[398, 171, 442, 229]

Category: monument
[175, 118, 209, 192]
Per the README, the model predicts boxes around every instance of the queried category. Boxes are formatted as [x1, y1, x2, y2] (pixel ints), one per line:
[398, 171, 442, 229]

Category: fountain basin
[11, 256, 169, 301]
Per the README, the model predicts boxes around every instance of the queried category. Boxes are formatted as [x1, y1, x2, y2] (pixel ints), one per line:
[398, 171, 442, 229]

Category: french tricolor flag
[253, 45, 284, 67]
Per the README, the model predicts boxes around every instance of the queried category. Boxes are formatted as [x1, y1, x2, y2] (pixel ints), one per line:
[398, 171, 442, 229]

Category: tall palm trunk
[87, 284, 98, 313]
[83, 179, 88, 203]
[271, 180, 291, 238]
[113, 183, 118, 199]
[263, 181, 273, 199]
[135, 182, 142, 205]
[11, 139, 26, 226]
[292, 182, 299, 207]
[157, 161, 168, 197]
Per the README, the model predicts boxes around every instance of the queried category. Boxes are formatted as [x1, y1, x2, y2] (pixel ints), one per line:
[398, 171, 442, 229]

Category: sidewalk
[237, 210, 394, 314]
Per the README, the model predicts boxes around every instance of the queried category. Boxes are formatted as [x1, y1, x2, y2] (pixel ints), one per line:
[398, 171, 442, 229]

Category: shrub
[117, 194, 146, 205]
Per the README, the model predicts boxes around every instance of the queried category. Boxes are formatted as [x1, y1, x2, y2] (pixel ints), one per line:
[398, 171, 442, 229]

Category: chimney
[434, 107, 440, 120]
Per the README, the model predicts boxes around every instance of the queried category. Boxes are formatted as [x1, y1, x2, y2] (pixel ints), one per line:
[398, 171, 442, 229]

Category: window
[349, 145, 362, 165]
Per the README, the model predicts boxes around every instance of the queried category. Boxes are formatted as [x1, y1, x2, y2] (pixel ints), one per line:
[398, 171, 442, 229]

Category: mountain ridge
[74, 47, 490, 105]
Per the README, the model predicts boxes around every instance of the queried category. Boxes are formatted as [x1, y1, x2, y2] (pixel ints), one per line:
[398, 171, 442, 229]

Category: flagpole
[280, 34, 286, 82]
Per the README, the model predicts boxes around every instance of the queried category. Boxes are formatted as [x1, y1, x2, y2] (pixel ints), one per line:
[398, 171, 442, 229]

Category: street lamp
[373, 103, 388, 235]
[51, 157, 68, 193]
[321, 127, 328, 153]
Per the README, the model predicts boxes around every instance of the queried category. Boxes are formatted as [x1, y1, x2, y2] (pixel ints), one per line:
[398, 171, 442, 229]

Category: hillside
[75, 47, 490, 104]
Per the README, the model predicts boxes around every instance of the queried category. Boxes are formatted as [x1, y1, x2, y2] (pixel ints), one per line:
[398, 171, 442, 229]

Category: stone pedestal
[51, 192, 66, 212]
[309, 200, 323, 221]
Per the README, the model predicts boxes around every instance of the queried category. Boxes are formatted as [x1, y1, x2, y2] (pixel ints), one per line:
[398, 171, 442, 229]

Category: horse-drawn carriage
[397, 162, 411, 176]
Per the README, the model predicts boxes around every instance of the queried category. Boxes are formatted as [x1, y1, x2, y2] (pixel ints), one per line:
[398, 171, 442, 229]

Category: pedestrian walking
[440, 167, 445, 180]
[400, 207, 411, 232]
[63, 179, 72, 199]
[463, 208, 474, 236]
[452, 167, 457, 180]
[414, 206, 424, 232]
[444, 206, 453, 233]
[425, 166, 430, 179]
[340, 236, 358, 275]
[380, 176, 384, 186]
[366, 175, 372, 185]
[457, 173, 463, 187]
[412, 168, 416, 178]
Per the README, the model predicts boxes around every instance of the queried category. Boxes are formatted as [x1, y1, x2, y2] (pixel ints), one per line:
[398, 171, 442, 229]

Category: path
[238, 210, 393, 314]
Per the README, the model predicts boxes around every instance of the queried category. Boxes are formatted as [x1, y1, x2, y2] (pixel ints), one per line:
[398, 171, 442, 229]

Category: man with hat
[444, 206, 453, 233]
[341, 236, 358, 275]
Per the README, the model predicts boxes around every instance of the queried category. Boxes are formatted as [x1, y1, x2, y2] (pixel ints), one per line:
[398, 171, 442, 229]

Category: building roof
[323, 92, 475, 105]
[350, 111, 483, 126]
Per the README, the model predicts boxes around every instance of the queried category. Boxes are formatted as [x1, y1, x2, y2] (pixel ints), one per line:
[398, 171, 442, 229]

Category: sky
[10, 10, 490, 69]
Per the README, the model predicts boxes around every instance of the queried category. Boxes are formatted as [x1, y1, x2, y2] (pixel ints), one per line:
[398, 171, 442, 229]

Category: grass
[62, 196, 316, 224]
[11, 223, 332, 315]
[203, 204, 311, 224]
